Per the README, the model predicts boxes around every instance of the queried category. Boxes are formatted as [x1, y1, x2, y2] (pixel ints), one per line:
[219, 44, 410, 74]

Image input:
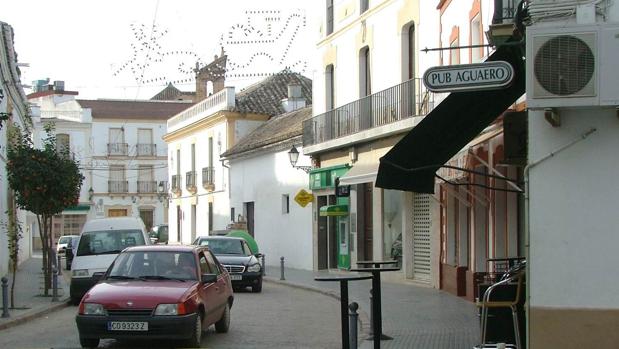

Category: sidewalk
[264, 265, 480, 349]
[0, 252, 70, 331]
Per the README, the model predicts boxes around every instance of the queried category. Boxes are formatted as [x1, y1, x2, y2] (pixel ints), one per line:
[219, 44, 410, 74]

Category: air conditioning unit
[526, 24, 619, 108]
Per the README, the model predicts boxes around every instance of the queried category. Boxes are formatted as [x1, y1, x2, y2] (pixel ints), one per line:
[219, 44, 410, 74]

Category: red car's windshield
[108, 251, 197, 281]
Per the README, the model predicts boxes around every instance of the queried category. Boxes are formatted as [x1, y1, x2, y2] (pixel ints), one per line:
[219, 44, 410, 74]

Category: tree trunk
[10, 261, 16, 308]
[37, 214, 50, 296]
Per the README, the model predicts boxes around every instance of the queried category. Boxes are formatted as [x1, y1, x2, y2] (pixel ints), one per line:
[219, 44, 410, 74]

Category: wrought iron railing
[136, 143, 156, 157]
[137, 180, 157, 193]
[202, 167, 215, 189]
[107, 143, 129, 156]
[108, 180, 128, 193]
[171, 175, 181, 191]
[186, 171, 197, 190]
[302, 78, 434, 146]
[492, 0, 518, 24]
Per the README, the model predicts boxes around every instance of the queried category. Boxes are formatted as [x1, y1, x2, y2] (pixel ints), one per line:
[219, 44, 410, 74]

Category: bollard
[349, 302, 359, 349]
[1, 277, 9, 318]
[368, 289, 374, 336]
[261, 254, 266, 276]
[57, 253, 62, 272]
[52, 266, 59, 302]
[280, 256, 285, 280]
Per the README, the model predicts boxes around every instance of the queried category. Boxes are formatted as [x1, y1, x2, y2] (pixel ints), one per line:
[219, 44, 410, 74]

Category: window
[191, 204, 196, 242]
[471, 15, 483, 63]
[325, 65, 335, 110]
[109, 165, 126, 193]
[138, 165, 154, 193]
[359, 47, 371, 97]
[208, 137, 213, 168]
[326, 0, 334, 35]
[282, 194, 290, 214]
[56, 133, 70, 156]
[191, 143, 196, 171]
[406, 24, 415, 80]
[199, 253, 210, 274]
[360, 0, 369, 14]
[205, 251, 221, 275]
[231, 207, 235, 222]
[137, 129, 153, 156]
[383, 190, 403, 262]
[108, 128, 126, 155]
[176, 149, 181, 175]
[450, 39, 460, 65]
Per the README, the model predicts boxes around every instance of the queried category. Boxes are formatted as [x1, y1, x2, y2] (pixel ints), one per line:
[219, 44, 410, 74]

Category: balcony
[186, 171, 197, 194]
[108, 180, 128, 193]
[167, 87, 236, 134]
[492, 0, 518, 24]
[137, 180, 157, 193]
[171, 175, 182, 196]
[202, 167, 215, 191]
[302, 78, 434, 149]
[136, 143, 157, 157]
[107, 143, 129, 156]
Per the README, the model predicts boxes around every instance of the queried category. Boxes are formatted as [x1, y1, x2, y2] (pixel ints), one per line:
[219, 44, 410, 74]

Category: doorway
[139, 209, 154, 232]
[244, 201, 255, 237]
[358, 183, 373, 261]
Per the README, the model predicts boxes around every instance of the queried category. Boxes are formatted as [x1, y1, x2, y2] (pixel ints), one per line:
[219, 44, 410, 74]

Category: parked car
[149, 224, 169, 244]
[193, 236, 263, 293]
[75, 245, 233, 348]
[57, 235, 80, 256]
[70, 217, 151, 305]
[65, 235, 81, 270]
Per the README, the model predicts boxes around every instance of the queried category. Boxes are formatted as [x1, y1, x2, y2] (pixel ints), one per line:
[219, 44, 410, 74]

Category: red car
[75, 245, 233, 348]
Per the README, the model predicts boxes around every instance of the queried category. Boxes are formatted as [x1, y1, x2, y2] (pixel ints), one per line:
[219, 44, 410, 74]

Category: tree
[6, 123, 84, 295]
[4, 197, 22, 307]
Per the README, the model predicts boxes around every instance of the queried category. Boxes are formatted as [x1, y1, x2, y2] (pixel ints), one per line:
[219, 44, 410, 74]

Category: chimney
[281, 83, 306, 113]
[53, 80, 65, 92]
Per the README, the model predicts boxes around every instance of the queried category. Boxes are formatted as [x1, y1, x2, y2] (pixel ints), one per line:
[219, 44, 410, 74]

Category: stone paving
[0, 252, 70, 330]
[265, 265, 481, 349]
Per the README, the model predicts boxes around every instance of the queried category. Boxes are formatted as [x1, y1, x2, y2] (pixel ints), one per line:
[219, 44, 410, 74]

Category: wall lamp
[288, 145, 312, 173]
[88, 187, 94, 202]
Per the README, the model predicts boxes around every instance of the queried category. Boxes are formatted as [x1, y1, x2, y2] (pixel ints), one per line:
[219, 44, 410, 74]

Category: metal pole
[349, 302, 359, 349]
[1, 277, 9, 318]
[368, 289, 374, 337]
[52, 266, 59, 302]
[57, 253, 62, 273]
[280, 256, 285, 281]
[261, 254, 266, 276]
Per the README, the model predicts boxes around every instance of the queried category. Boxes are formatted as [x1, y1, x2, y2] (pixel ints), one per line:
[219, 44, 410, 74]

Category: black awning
[375, 41, 525, 194]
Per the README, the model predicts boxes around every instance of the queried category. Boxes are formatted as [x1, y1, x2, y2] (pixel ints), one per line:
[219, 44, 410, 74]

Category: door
[191, 205, 197, 242]
[328, 195, 337, 269]
[317, 196, 328, 270]
[197, 251, 220, 325]
[176, 206, 182, 243]
[413, 193, 431, 282]
[204, 251, 228, 323]
[108, 209, 128, 217]
[139, 209, 153, 232]
[245, 202, 254, 237]
[362, 183, 373, 261]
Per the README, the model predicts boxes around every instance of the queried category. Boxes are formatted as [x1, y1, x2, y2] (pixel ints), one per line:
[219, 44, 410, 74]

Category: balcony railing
[492, 0, 517, 24]
[186, 171, 197, 192]
[202, 167, 215, 190]
[107, 143, 129, 156]
[167, 87, 236, 133]
[136, 143, 157, 157]
[137, 180, 157, 193]
[108, 180, 128, 193]
[302, 78, 435, 146]
[171, 175, 182, 192]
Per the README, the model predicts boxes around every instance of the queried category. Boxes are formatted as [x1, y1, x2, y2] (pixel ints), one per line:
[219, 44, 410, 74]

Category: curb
[0, 297, 71, 331]
[264, 276, 372, 339]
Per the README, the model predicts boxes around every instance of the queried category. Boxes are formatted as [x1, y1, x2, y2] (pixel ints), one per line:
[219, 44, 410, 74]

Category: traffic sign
[294, 189, 314, 208]
[423, 61, 514, 93]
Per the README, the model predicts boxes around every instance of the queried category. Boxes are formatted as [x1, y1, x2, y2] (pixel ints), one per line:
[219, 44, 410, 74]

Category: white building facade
[0, 21, 32, 274]
[526, 1, 619, 347]
[223, 107, 314, 270]
[29, 88, 191, 239]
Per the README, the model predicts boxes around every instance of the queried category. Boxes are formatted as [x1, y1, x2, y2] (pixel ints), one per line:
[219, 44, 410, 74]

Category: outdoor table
[356, 260, 398, 268]
[315, 273, 373, 349]
[350, 266, 400, 349]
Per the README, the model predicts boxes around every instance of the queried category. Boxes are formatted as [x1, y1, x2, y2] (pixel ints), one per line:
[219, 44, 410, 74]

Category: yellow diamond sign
[294, 189, 314, 208]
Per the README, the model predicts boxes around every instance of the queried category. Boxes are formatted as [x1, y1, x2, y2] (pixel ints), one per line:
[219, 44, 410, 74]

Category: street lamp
[288, 145, 312, 173]
[157, 181, 170, 206]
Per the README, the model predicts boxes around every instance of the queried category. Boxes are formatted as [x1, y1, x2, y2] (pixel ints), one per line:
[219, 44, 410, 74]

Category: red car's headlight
[154, 303, 187, 316]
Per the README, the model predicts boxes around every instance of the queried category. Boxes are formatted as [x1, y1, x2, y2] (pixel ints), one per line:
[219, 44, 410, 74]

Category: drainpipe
[523, 127, 596, 348]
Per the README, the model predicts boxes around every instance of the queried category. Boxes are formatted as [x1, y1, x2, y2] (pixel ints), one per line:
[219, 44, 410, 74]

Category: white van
[69, 217, 151, 304]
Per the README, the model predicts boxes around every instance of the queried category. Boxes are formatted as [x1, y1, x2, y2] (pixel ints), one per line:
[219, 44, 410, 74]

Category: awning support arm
[437, 175, 489, 207]
[441, 183, 472, 208]
[468, 151, 524, 192]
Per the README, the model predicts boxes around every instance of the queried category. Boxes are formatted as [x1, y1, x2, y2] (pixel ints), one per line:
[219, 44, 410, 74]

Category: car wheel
[215, 302, 230, 333]
[186, 313, 203, 348]
[79, 337, 99, 348]
[251, 280, 262, 293]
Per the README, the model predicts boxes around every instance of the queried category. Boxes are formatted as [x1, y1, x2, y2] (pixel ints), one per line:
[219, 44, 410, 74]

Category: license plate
[230, 274, 242, 281]
[108, 321, 148, 331]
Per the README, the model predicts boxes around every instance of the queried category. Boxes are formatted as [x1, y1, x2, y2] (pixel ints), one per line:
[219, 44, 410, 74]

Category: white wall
[229, 148, 313, 270]
[528, 107, 619, 308]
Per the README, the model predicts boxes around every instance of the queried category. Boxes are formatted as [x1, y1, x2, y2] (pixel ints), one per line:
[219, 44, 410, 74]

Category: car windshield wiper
[138, 275, 186, 282]
[107, 275, 139, 280]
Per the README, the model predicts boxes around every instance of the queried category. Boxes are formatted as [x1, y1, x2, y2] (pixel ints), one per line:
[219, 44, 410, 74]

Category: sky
[2, 0, 320, 100]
